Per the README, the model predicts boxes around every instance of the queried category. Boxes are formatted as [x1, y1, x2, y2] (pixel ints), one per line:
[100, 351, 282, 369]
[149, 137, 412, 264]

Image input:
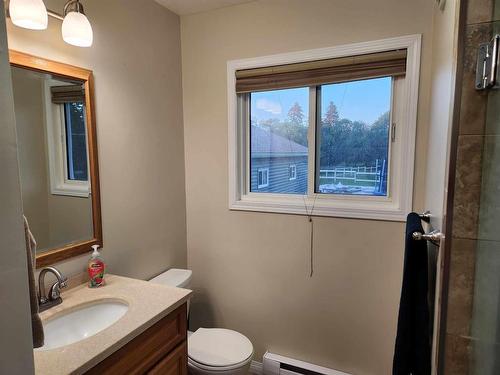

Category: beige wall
[181, 1, 434, 374]
[7, 0, 187, 279]
[0, 0, 35, 371]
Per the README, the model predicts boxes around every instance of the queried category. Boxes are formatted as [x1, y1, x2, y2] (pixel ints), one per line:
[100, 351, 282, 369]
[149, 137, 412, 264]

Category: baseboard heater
[262, 352, 351, 375]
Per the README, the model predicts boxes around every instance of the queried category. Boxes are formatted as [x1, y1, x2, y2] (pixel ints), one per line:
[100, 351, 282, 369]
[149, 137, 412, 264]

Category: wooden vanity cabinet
[86, 303, 187, 375]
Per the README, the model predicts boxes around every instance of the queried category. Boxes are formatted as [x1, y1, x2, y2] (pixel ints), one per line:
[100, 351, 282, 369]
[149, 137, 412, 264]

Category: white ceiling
[155, 0, 255, 16]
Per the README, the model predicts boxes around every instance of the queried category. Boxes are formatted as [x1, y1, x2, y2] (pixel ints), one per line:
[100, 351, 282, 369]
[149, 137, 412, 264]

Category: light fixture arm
[47, 9, 63, 20]
[63, 0, 84, 16]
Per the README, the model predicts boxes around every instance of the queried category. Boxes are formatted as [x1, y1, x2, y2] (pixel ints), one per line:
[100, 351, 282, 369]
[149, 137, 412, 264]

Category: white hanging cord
[303, 193, 318, 277]
[309, 216, 314, 277]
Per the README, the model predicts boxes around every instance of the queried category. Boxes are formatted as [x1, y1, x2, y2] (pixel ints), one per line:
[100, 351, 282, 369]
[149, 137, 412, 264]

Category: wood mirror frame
[9, 50, 102, 268]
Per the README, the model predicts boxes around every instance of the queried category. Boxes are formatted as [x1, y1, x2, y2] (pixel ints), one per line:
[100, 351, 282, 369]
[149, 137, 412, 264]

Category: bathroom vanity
[34, 275, 191, 375]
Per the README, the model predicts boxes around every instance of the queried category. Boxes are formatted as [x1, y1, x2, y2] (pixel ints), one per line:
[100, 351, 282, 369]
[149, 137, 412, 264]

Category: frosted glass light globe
[62, 11, 93, 47]
[9, 0, 48, 30]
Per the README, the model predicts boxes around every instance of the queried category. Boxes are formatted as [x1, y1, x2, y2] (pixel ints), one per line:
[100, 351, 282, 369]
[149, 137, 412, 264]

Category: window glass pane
[64, 102, 88, 181]
[250, 87, 309, 194]
[316, 77, 391, 196]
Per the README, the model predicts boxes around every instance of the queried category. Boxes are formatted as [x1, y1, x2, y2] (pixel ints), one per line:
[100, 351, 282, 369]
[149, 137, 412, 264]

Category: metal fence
[319, 167, 381, 184]
[318, 160, 386, 185]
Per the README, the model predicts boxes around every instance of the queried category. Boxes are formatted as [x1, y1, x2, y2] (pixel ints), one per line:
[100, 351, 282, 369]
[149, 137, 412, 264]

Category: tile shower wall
[444, 0, 500, 373]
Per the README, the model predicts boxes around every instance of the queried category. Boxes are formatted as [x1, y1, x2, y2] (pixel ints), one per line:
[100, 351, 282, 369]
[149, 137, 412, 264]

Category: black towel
[393, 212, 431, 375]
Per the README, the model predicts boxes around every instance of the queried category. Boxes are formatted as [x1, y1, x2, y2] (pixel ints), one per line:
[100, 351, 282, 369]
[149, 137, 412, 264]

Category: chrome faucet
[38, 267, 68, 312]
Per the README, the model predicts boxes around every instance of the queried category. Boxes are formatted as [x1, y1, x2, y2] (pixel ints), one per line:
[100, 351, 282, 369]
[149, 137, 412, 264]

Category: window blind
[50, 85, 85, 104]
[235, 49, 407, 93]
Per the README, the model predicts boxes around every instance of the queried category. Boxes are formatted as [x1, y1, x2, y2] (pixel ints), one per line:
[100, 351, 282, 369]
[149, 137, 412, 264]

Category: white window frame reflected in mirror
[228, 35, 422, 221]
[43, 79, 90, 198]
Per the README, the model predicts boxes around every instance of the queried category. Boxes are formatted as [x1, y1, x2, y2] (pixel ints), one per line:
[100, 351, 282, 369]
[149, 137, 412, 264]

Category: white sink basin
[38, 300, 128, 350]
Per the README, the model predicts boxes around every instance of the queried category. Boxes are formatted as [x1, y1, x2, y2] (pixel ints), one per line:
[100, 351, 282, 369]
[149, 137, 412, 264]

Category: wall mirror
[10, 51, 102, 268]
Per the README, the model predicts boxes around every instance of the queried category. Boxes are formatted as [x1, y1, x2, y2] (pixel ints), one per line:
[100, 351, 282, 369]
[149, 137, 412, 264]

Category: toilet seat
[188, 356, 252, 372]
[188, 328, 253, 371]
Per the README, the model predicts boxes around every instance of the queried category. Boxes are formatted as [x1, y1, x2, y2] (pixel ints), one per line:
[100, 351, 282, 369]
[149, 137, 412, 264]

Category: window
[257, 168, 269, 188]
[228, 36, 421, 221]
[316, 78, 391, 196]
[44, 80, 90, 197]
[250, 87, 308, 194]
[289, 164, 297, 180]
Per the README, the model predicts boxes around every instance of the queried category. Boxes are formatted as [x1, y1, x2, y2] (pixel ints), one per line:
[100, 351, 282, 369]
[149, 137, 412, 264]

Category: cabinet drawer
[86, 303, 187, 375]
[148, 341, 187, 375]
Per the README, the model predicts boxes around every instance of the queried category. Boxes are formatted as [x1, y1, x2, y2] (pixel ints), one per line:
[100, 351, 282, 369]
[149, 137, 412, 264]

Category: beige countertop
[34, 274, 192, 375]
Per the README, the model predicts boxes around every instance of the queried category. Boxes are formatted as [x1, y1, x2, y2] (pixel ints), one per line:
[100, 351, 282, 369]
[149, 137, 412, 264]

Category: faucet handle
[59, 275, 68, 288]
[49, 278, 68, 300]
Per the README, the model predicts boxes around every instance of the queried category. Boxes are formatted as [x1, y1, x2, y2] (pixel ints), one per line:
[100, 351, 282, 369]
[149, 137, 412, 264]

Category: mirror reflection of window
[48, 82, 90, 197]
[64, 102, 88, 182]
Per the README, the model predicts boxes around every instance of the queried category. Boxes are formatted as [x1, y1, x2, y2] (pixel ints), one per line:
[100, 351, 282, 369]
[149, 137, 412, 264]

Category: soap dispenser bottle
[88, 244, 105, 288]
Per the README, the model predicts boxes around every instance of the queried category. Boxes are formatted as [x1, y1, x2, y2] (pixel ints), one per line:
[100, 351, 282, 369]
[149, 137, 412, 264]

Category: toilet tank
[149, 268, 192, 288]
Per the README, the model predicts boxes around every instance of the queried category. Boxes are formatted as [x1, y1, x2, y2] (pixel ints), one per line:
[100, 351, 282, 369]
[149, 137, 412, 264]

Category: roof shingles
[251, 125, 308, 156]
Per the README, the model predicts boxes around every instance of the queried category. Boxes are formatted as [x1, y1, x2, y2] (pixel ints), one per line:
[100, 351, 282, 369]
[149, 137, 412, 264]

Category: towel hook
[412, 230, 444, 246]
[419, 210, 431, 223]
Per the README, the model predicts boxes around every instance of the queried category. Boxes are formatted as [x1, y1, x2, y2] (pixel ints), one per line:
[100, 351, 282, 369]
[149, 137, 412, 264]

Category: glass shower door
[441, 2, 500, 373]
[470, 20, 500, 371]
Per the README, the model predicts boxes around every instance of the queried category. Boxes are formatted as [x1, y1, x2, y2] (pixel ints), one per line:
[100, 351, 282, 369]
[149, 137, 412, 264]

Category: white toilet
[150, 269, 254, 375]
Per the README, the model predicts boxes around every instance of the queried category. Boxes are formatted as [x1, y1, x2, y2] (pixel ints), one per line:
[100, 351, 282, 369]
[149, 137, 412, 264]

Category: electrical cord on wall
[309, 216, 314, 277]
[303, 194, 318, 277]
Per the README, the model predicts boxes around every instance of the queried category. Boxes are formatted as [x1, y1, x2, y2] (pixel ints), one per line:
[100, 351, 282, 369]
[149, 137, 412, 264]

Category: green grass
[355, 173, 377, 180]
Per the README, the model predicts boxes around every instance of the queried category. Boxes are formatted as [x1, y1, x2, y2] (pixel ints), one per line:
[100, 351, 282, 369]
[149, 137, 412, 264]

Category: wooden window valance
[235, 49, 407, 93]
[50, 85, 85, 104]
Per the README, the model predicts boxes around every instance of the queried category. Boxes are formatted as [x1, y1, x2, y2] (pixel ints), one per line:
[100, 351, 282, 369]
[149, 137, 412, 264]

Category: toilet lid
[188, 328, 253, 367]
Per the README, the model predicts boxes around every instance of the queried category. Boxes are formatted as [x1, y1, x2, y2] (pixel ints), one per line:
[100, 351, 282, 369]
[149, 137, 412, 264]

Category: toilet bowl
[187, 328, 253, 375]
[149, 269, 254, 375]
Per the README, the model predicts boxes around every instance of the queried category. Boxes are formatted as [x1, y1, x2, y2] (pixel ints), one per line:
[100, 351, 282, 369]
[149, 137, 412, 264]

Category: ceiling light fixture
[9, 0, 48, 30]
[6, 0, 93, 47]
[61, 0, 93, 47]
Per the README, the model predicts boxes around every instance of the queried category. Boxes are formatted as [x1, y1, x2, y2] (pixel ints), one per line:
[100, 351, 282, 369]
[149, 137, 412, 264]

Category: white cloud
[256, 98, 282, 115]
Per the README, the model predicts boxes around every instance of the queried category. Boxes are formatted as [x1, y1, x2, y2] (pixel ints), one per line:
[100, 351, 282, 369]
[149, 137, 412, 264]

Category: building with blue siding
[250, 125, 308, 194]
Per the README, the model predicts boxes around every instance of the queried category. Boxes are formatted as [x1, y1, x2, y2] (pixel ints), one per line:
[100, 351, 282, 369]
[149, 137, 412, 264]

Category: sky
[250, 77, 392, 125]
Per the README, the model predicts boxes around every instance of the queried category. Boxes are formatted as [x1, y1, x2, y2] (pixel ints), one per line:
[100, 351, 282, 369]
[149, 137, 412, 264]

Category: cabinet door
[148, 341, 187, 375]
[86, 303, 187, 375]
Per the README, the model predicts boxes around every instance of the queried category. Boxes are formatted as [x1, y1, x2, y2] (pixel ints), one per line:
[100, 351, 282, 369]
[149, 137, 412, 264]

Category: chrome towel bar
[412, 229, 444, 246]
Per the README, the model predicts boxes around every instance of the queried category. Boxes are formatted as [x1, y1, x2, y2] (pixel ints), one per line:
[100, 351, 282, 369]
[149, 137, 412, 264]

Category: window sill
[51, 183, 90, 198]
[230, 194, 409, 221]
